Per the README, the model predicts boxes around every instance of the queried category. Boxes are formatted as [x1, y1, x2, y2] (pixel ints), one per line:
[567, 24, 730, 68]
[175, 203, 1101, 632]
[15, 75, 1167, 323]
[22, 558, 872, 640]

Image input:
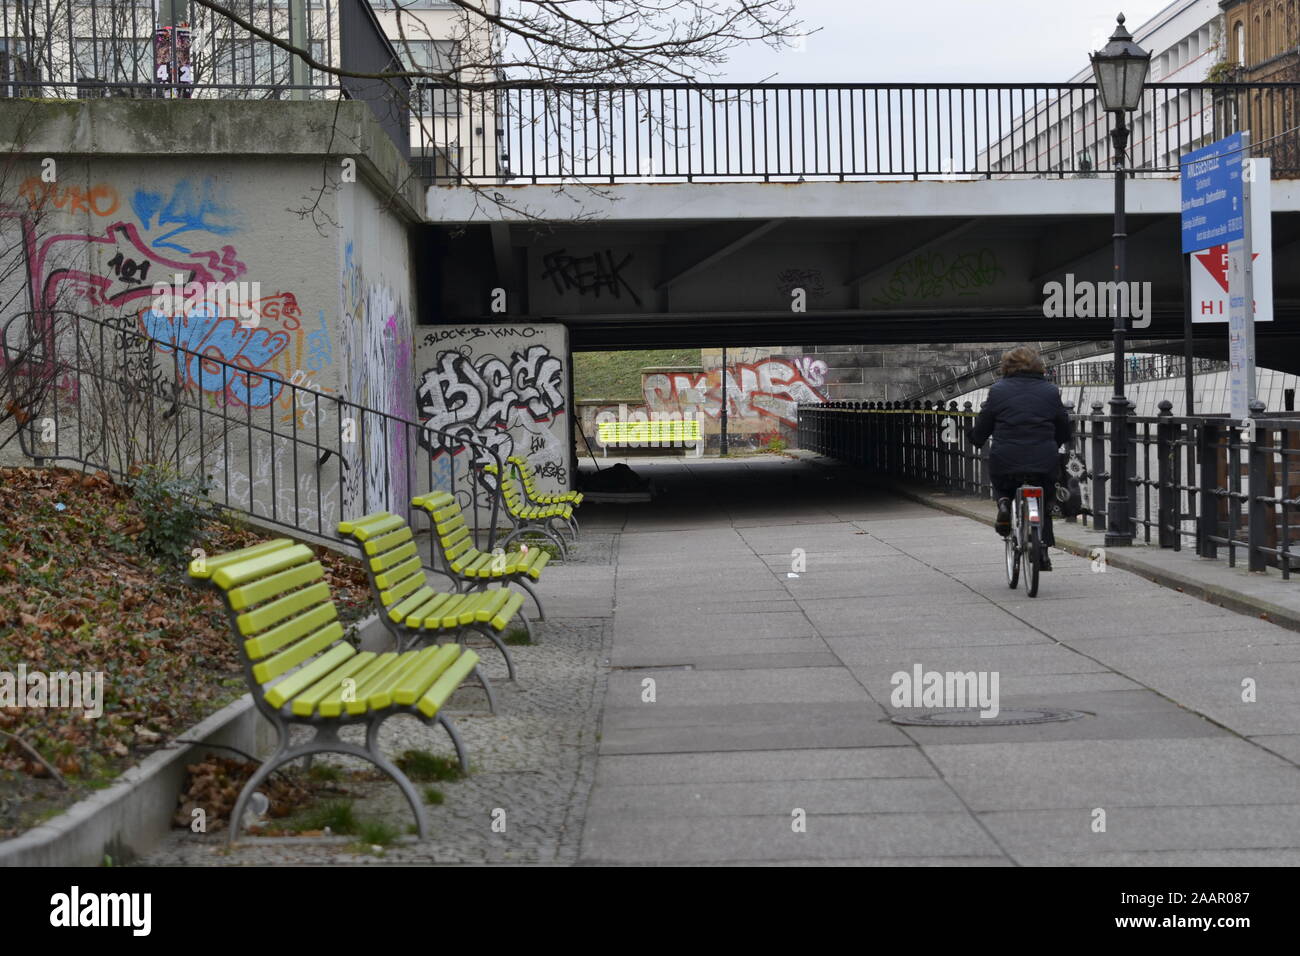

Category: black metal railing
[1, 309, 501, 550]
[1048, 354, 1226, 387]
[799, 400, 1300, 578]
[419, 82, 1300, 184]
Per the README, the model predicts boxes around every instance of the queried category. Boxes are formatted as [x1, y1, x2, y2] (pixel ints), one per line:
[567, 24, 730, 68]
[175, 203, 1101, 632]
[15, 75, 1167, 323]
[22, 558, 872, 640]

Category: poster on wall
[154, 26, 193, 98]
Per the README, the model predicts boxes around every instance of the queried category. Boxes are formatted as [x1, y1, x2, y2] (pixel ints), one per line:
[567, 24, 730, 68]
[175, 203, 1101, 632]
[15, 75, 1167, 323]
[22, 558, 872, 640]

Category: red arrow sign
[1193, 245, 1260, 294]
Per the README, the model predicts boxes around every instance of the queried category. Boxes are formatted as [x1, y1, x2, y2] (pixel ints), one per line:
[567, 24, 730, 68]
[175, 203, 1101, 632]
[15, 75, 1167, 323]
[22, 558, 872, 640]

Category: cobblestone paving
[140, 535, 616, 866]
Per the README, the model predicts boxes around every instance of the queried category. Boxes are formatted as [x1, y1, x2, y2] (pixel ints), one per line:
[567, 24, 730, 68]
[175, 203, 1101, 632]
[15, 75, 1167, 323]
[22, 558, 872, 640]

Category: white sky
[718, 1, 1178, 82]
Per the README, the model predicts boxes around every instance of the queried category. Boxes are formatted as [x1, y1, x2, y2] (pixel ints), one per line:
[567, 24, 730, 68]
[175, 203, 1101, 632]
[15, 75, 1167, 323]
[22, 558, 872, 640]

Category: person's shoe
[1039, 551, 1053, 572]
[995, 498, 1011, 536]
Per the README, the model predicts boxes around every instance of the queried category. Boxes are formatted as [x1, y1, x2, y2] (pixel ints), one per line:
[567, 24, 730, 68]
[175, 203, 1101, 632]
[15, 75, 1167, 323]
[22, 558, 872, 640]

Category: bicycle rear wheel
[1025, 525, 1041, 598]
[1005, 534, 1019, 589]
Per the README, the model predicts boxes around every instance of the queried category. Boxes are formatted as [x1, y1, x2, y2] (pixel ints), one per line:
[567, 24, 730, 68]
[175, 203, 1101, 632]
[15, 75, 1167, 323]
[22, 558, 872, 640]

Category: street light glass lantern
[1090, 13, 1151, 112]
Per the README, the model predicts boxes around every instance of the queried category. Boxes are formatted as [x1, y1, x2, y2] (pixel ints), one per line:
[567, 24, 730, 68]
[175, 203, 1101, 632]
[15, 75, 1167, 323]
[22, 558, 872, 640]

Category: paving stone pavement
[140, 533, 616, 866]
[143, 454, 1300, 866]
[576, 455, 1300, 866]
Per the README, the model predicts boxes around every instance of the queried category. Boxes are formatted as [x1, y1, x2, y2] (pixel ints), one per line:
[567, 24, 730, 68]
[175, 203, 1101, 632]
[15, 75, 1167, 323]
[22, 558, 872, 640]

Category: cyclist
[969, 346, 1073, 571]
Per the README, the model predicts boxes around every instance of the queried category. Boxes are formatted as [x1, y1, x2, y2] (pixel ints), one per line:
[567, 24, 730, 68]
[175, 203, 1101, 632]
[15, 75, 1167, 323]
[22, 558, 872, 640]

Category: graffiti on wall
[7, 173, 337, 529]
[644, 356, 829, 428]
[871, 248, 1003, 307]
[13, 175, 330, 420]
[540, 248, 641, 305]
[415, 343, 567, 481]
[339, 240, 414, 517]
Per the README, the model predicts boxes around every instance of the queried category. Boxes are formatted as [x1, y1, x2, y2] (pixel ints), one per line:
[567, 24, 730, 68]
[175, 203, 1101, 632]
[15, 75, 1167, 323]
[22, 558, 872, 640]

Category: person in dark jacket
[969, 345, 1073, 570]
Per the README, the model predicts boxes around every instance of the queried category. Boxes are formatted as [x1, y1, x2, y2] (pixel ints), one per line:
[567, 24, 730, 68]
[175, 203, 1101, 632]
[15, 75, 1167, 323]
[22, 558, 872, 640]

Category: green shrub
[129, 463, 216, 562]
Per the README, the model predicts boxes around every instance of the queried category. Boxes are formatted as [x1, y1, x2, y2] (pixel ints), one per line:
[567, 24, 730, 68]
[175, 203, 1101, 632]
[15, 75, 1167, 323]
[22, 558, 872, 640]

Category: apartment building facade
[981, 0, 1225, 176]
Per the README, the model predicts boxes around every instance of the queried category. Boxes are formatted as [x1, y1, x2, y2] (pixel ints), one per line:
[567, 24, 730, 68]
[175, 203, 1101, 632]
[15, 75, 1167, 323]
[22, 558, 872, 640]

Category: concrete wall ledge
[0, 694, 275, 867]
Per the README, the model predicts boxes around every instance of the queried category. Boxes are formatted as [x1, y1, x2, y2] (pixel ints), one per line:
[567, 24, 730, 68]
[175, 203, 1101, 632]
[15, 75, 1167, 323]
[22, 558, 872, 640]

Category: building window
[401, 39, 460, 116]
[1236, 22, 1246, 64]
[73, 37, 152, 83]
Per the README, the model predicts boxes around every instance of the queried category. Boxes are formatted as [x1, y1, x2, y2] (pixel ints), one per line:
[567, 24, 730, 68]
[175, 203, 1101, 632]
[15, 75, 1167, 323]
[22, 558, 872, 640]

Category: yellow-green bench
[188, 538, 484, 842]
[507, 455, 582, 537]
[414, 491, 551, 623]
[597, 418, 702, 458]
[485, 462, 571, 560]
[339, 511, 525, 681]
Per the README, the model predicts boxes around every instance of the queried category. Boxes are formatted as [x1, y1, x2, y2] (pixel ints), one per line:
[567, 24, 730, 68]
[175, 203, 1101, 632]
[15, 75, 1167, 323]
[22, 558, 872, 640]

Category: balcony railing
[418, 82, 1300, 185]
[0, 0, 410, 156]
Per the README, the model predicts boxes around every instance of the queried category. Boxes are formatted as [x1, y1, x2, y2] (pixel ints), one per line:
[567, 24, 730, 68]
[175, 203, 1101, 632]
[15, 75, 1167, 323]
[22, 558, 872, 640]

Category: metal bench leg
[473, 664, 498, 714]
[363, 719, 430, 839]
[514, 576, 545, 621]
[228, 739, 290, 845]
[472, 623, 517, 682]
[436, 712, 470, 773]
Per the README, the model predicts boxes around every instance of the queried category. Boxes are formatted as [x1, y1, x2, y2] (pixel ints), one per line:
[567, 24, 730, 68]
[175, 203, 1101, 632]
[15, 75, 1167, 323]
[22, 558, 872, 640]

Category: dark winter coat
[969, 372, 1072, 479]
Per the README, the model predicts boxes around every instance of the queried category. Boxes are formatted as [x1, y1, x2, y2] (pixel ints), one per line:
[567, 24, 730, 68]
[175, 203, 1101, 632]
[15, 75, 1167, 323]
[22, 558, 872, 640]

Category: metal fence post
[1156, 400, 1175, 547]
[1248, 398, 1269, 572]
[1198, 419, 1219, 559]
[1090, 401, 1106, 531]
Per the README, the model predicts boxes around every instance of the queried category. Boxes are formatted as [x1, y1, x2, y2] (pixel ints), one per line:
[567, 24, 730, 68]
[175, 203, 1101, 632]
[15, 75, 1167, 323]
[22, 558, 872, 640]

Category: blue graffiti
[131, 178, 240, 254]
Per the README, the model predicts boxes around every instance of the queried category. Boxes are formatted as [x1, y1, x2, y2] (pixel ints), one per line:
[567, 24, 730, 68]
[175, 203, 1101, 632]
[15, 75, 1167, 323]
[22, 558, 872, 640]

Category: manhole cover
[889, 707, 1088, 727]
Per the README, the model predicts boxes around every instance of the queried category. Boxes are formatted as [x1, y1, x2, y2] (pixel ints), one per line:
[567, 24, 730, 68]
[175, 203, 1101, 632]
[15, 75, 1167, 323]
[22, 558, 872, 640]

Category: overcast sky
[719, 1, 1178, 83]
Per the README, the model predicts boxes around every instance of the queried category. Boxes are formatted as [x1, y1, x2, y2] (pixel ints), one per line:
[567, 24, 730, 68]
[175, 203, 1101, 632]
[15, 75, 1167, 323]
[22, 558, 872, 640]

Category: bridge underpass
[426, 178, 1300, 373]
[568, 453, 1300, 865]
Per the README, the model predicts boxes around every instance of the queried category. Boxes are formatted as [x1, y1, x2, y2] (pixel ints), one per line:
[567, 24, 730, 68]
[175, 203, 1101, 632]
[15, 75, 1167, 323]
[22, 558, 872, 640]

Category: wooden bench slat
[346, 653, 406, 715]
[418, 649, 480, 717]
[391, 643, 461, 706]
[363, 525, 413, 556]
[380, 570, 425, 609]
[369, 539, 418, 574]
[337, 512, 404, 541]
[262, 634, 350, 707]
[237, 581, 332, 636]
[244, 602, 338, 660]
[290, 651, 378, 717]
[227, 561, 326, 612]
[374, 553, 422, 590]
[314, 651, 380, 717]
[189, 538, 295, 580]
[213, 544, 316, 590]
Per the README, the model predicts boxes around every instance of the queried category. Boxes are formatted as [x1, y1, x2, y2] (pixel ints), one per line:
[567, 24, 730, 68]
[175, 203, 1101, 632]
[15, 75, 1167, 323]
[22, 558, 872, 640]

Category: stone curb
[0, 695, 275, 867]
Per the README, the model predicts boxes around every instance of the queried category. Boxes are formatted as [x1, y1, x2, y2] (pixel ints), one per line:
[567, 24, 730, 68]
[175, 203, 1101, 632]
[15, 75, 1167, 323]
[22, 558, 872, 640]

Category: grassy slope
[572, 349, 701, 402]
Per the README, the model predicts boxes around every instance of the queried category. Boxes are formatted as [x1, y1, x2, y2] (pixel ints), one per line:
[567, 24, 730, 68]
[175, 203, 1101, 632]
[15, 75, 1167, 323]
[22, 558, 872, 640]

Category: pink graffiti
[644, 357, 828, 427]
[27, 219, 246, 312]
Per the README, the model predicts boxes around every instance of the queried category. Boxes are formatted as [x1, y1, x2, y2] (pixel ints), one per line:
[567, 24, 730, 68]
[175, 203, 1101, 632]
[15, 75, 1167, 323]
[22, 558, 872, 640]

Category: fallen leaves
[0, 465, 373, 838]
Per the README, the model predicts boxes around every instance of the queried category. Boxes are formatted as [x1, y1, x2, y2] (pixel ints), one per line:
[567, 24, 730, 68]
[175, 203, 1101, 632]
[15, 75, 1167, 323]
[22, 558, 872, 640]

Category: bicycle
[1003, 475, 1046, 598]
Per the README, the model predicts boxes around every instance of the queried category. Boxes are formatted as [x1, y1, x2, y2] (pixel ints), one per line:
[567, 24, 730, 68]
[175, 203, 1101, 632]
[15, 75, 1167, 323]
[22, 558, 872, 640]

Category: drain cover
[889, 707, 1088, 727]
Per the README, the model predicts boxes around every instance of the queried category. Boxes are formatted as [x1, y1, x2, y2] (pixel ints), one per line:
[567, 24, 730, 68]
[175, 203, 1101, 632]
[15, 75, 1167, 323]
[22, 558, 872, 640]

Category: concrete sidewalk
[576, 454, 1300, 865]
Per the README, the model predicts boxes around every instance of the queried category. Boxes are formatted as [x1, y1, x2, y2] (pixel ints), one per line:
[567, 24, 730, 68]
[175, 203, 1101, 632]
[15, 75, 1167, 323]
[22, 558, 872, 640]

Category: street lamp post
[1090, 13, 1150, 548]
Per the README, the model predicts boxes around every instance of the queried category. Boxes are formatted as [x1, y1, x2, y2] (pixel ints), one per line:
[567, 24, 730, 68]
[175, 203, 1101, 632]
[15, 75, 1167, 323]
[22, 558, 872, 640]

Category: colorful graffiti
[339, 240, 414, 516]
[415, 343, 566, 478]
[13, 175, 329, 417]
[644, 356, 828, 428]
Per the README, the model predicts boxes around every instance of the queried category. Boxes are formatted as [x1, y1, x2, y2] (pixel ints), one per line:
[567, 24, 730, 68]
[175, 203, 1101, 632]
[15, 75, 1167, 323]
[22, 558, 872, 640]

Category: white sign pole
[1228, 133, 1256, 422]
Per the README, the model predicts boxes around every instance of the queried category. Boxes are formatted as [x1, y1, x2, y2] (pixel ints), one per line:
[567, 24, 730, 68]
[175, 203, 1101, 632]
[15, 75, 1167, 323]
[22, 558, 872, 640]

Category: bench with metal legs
[339, 511, 524, 683]
[413, 491, 551, 626]
[188, 538, 483, 843]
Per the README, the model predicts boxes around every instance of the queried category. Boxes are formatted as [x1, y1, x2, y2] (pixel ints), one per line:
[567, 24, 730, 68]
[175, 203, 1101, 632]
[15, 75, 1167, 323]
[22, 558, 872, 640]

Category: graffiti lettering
[416, 344, 565, 467]
[644, 357, 828, 428]
[19, 178, 120, 217]
[872, 248, 1002, 307]
[540, 248, 641, 305]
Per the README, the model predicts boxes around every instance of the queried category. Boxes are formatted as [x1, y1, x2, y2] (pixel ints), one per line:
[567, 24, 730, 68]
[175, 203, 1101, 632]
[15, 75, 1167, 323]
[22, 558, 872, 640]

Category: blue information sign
[1180, 132, 1245, 253]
